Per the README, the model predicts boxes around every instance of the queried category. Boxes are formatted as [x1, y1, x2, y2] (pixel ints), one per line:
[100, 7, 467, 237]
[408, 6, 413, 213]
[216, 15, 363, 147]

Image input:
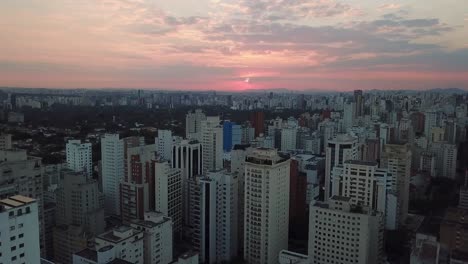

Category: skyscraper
[101, 134, 124, 216]
[156, 129, 173, 161]
[223, 121, 241, 152]
[244, 148, 290, 264]
[154, 159, 182, 234]
[381, 143, 412, 227]
[281, 126, 297, 152]
[54, 170, 105, 263]
[201, 116, 223, 173]
[66, 139, 92, 178]
[186, 109, 207, 140]
[324, 134, 358, 201]
[249, 111, 265, 137]
[354, 90, 364, 118]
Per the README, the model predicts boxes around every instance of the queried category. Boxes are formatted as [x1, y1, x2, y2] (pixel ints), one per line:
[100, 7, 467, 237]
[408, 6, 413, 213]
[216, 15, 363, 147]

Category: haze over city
[1, 0, 468, 91]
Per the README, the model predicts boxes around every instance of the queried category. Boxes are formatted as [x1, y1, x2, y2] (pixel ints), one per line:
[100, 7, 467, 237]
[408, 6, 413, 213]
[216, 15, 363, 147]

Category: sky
[1, 0, 468, 92]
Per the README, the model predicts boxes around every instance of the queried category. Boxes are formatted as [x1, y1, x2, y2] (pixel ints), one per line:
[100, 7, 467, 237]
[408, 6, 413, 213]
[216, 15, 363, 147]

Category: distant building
[249, 111, 265, 137]
[101, 134, 125, 216]
[200, 116, 223, 173]
[223, 121, 241, 152]
[66, 139, 92, 178]
[7, 111, 24, 123]
[440, 208, 468, 254]
[0, 195, 41, 264]
[156, 129, 173, 161]
[186, 109, 206, 140]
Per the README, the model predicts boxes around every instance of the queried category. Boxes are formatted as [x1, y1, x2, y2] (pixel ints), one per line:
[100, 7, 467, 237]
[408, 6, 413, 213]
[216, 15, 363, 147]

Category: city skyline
[1, 0, 468, 91]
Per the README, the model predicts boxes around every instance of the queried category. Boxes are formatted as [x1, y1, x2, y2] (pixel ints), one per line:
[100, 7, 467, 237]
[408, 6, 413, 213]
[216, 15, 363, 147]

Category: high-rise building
[101, 134, 124, 216]
[440, 208, 468, 254]
[0, 149, 46, 256]
[223, 121, 242, 152]
[130, 211, 173, 264]
[354, 90, 364, 118]
[156, 129, 173, 161]
[281, 127, 297, 152]
[363, 138, 381, 163]
[201, 116, 223, 173]
[121, 144, 157, 222]
[172, 139, 202, 226]
[154, 159, 182, 234]
[186, 109, 207, 140]
[66, 139, 92, 178]
[0, 133, 12, 149]
[324, 134, 358, 201]
[331, 160, 397, 229]
[381, 143, 411, 227]
[0, 195, 41, 264]
[289, 158, 308, 239]
[249, 111, 265, 137]
[54, 170, 105, 264]
[244, 148, 290, 264]
[431, 142, 458, 179]
[308, 196, 384, 264]
[343, 102, 354, 131]
[424, 111, 439, 137]
[419, 151, 436, 176]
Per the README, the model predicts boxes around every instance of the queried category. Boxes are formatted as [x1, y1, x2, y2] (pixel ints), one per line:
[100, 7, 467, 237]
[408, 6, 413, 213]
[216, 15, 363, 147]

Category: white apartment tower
[154, 159, 182, 234]
[101, 134, 124, 215]
[66, 139, 92, 178]
[244, 148, 290, 264]
[325, 134, 358, 201]
[381, 143, 412, 227]
[201, 116, 223, 173]
[281, 127, 297, 152]
[95, 226, 144, 264]
[156, 129, 173, 161]
[130, 211, 173, 264]
[332, 160, 397, 229]
[0, 195, 41, 264]
[308, 196, 384, 264]
[186, 109, 207, 140]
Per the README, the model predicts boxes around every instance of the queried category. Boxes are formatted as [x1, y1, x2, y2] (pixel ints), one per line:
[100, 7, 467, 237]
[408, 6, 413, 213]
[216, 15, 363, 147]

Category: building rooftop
[74, 248, 97, 262]
[0, 195, 36, 211]
[344, 160, 378, 166]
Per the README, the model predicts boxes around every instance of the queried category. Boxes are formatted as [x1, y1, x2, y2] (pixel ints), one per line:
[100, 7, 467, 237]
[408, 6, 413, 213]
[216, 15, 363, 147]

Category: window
[19, 233, 24, 238]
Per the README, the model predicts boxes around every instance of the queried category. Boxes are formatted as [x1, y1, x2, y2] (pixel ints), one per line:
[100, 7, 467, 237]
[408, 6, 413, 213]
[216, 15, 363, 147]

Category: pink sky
[1, 0, 468, 91]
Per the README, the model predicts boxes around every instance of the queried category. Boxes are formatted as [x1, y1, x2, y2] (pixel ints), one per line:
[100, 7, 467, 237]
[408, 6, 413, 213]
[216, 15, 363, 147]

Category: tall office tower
[324, 134, 358, 201]
[381, 143, 411, 227]
[444, 119, 457, 143]
[319, 120, 337, 152]
[280, 126, 297, 152]
[66, 139, 92, 178]
[304, 134, 321, 154]
[241, 123, 256, 144]
[249, 111, 265, 137]
[156, 129, 173, 161]
[121, 144, 157, 222]
[0, 195, 41, 264]
[230, 144, 252, 257]
[54, 170, 105, 263]
[130, 212, 173, 264]
[201, 116, 223, 173]
[95, 225, 145, 264]
[101, 134, 124, 215]
[354, 90, 364, 118]
[363, 138, 381, 163]
[244, 148, 290, 264]
[308, 196, 384, 264]
[198, 170, 239, 264]
[223, 121, 242, 152]
[172, 139, 202, 226]
[424, 111, 439, 136]
[186, 109, 207, 140]
[0, 133, 12, 149]
[343, 101, 355, 132]
[431, 142, 458, 179]
[154, 159, 182, 235]
[0, 149, 46, 256]
[331, 160, 397, 229]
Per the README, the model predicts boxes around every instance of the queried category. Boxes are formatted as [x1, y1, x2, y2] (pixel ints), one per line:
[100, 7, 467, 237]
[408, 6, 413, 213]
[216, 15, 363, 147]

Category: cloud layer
[0, 0, 467, 91]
